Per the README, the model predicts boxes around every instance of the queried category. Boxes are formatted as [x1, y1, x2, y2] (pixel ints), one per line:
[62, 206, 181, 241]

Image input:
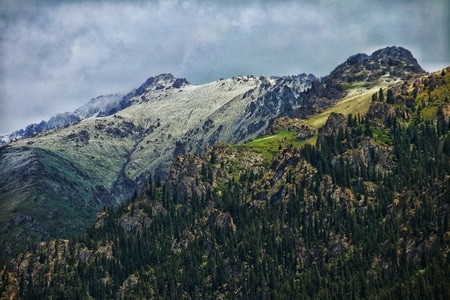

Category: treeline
[1, 113, 450, 299]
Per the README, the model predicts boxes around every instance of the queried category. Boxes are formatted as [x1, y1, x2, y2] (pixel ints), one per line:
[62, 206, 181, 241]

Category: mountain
[0, 93, 123, 144]
[0, 64, 448, 298]
[0, 47, 432, 262]
[328, 46, 424, 83]
[73, 93, 124, 119]
[0, 46, 422, 145]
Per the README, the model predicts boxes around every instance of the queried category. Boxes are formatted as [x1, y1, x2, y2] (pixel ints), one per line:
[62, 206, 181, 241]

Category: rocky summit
[328, 46, 424, 83]
[0, 47, 443, 265]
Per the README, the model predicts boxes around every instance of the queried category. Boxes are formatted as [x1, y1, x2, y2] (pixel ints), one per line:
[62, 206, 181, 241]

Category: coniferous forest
[1, 105, 449, 299]
[1, 69, 450, 299]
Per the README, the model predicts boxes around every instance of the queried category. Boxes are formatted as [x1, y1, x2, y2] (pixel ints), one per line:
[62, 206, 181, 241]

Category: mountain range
[0, 45, 449, 298]
[0, 93, 124, 144]
[0, 45, 448, 286]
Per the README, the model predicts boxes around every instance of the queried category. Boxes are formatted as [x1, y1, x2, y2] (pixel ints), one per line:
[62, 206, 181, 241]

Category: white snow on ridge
[74, 93, 123, 119]
[0, 73, 315, 146]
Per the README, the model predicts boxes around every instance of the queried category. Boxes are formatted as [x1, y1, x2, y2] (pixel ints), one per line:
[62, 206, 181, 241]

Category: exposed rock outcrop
[329, 46, 424, 83]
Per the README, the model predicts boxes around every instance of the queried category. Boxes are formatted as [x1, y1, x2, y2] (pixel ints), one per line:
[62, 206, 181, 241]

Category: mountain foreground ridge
[1, 46, 447, 269]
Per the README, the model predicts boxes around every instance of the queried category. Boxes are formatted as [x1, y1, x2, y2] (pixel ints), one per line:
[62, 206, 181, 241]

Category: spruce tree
[378, 88, 385, 102]
[386, 89, 394, 104]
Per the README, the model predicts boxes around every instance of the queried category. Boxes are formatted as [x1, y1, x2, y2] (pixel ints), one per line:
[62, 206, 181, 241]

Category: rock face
[317, 112, 348, 145]
[268, 116, 316, 140]
[329, 46, 424, 83]
[0, 47, 428, 260]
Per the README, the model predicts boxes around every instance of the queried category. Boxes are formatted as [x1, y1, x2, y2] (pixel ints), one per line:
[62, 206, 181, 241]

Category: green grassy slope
[0, 146, 116, 263]
[237, 80, 395, 161]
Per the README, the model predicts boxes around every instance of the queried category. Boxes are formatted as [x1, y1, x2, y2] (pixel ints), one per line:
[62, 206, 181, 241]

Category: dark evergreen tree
[386, 88, 395, 104]
[379, 88, 385, 101]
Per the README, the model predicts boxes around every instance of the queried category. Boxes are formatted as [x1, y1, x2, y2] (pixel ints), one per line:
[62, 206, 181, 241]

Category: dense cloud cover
[0, 0, 449, 134]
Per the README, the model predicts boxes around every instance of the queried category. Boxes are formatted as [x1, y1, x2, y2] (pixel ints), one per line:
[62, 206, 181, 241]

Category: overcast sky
[0, 0, 449, 135]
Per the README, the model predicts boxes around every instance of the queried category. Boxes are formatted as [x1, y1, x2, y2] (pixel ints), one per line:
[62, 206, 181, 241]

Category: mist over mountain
[0, 93, 124, 144]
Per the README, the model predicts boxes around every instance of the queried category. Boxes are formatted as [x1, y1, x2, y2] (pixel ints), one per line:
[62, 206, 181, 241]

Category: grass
[237, 130, 316, 162]
[415, 69, 450, 121]
[420, 106, 439, 121]
[417, 69, 450, 104]
[306, 85, 379, 129]
[0, 146, 104, 262]
[372, 127, 393, 146]
[232, 83, 387, 162]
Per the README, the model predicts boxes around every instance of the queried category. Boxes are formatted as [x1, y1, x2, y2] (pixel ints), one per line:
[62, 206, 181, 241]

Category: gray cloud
[0, 0, 449, 134]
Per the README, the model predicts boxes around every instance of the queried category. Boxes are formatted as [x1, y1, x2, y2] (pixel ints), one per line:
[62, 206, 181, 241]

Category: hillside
[0, 66, 449, 298]
[0, 47, 432, 263]
[0, 73, 318, 261]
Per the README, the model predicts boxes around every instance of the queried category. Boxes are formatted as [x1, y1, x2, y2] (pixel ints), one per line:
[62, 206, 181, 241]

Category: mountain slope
[0, 73, 316, 260]
[0, 47, 430, 261]
[1, 74, 449, 298]
[0, 93, 123, 144]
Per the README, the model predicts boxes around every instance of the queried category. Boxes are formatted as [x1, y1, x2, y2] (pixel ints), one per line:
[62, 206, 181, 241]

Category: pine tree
[379, 88, 385, 102]
[386, 89, 395, 104]
[372, 92, 378, 102]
